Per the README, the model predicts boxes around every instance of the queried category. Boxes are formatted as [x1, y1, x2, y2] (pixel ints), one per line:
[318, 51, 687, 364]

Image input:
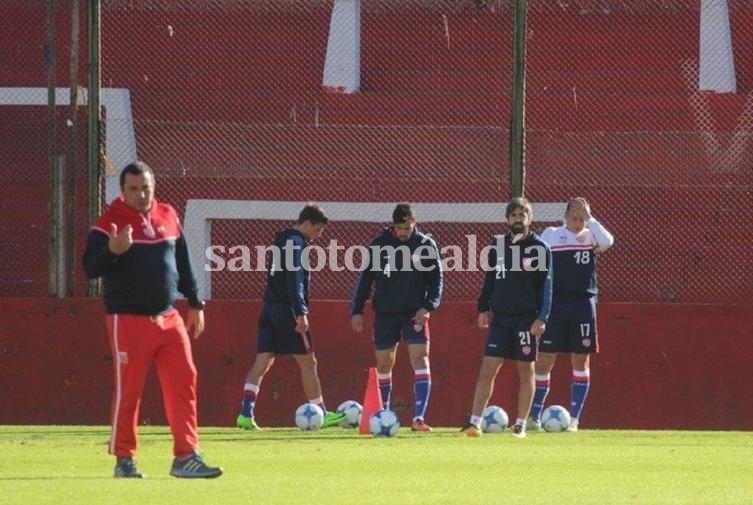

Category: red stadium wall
[2, 298, 751, 430]
[3, 3, 753, 305]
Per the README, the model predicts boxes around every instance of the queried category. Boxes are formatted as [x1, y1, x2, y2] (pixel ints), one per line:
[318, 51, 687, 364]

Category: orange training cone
[359, 367, 383, 435]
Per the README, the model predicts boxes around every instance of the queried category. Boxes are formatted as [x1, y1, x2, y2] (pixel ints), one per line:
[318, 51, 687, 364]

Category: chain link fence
[0, 0, 89, 297]
[1, 0, 751, 304]
[523, 0, 753, 303]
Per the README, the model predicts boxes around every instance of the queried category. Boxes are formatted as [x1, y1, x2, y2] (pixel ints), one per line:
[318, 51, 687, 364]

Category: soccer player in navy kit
[236, 203, 346, 430]
[83, 161, 222, 479]
[528, 197, 614, 432]
[350, 204, 443, 432]
[460, 197, 552, 438]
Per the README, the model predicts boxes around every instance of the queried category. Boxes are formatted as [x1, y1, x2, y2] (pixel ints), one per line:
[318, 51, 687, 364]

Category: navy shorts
[257, 303, 313, 355]
[538, 298, 598, 354]
[483, 313, 537, 362]
[373, 313, 430, 351]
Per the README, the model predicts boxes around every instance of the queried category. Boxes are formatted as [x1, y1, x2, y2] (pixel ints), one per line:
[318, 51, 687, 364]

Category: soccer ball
[294, 403, 324, 431]
[481, 405, 509, 433]
[541, 405, 571, 433]
[336, 400, 363, 428]
[368, 409, 400, 437]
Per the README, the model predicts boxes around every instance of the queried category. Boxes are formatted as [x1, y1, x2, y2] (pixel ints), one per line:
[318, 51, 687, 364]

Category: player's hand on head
[570, 197, 591, 219]
[108, 223, 133, 255]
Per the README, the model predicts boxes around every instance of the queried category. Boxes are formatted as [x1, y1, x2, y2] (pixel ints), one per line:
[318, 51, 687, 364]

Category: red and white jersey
[540, 218, 614, 300]
[83, 196, 199, 315]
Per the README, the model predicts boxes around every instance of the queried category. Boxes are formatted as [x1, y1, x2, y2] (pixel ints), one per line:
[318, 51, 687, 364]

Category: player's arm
[476, 241, 497, 315]
[423, 239, 443, 312]
[539, 226, 557, 247]
[573, 197, 614, 253]
[285, 236, 308, 316]
[587, 217, 614, 253]
[82, 227, 119, 279]
[349, 244, 376, 333]
[536, 243, 553, 324]
[175, 232, 202, 308]
[349, 241, 376, 316]
[174, 228, 206, 338]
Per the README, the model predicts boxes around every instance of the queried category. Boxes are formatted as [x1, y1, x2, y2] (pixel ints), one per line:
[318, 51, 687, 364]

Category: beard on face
[510, 223, 525, 235]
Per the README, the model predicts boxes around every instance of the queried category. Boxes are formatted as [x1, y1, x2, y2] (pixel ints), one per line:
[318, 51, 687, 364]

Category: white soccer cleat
[525, 416, 542, 432]
[566, 418, 579, 432]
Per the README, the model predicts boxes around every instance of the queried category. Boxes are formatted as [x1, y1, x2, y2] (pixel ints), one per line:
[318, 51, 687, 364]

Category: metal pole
[68, 0, 80, 296]
[55, 156, 67, 298]
[87, 0, 102, 297]
[510, 0, 527, 198]
[47, 0, 58, 296]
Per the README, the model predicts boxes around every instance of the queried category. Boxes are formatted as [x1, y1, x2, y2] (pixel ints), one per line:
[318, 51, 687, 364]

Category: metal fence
[1, 0, 751, 304]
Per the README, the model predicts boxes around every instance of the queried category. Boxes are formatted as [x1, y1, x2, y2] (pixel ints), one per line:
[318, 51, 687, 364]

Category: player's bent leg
[245, 353, 276, 385]
[238, 353, 275, 430]
[513, 360, 535, 438]
[293, 353, 322, 404]
[408, 343, 432, 429]
[569, 353, 591, 429]
[458, 357, 503, 437]
[153, 321, 199, 457]
[529, 352, 557, 430]
[375, 346, 397, 410]
[472, 357, 504, 416]
[293, 353, 345, 428]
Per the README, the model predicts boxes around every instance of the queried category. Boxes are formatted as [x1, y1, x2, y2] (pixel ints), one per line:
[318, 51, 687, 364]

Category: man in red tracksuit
[83, 161, 222, 479]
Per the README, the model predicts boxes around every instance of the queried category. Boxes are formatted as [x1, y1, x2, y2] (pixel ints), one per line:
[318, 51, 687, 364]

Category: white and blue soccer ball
[541, 405, 571, 433]
[336, 400, 363, 428]
[481, 405, 509, 433]
[368, 409, 400, 437]
[294, 403, 324, 431]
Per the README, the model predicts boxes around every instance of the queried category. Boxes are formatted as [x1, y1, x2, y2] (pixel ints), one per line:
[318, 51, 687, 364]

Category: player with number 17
[528, 197, 614, 433]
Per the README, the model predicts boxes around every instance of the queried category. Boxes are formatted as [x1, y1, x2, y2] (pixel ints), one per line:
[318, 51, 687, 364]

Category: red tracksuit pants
[106, 309, 198, 458]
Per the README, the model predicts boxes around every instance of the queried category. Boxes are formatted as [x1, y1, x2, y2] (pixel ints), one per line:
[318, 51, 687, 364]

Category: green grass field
[1, 425, 751, 505]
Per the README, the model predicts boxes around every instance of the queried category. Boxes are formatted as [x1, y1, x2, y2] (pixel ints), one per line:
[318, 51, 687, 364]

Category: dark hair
[297, 202, 328, 225]
[119, 161, 154, 190]
[505, 197, 533, 220]
[392, 203, 415, 224]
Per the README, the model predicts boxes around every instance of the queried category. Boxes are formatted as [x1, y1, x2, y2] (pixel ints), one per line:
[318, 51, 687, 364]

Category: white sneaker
[566, 418, 579, 432]
[525, 417, 542, 432]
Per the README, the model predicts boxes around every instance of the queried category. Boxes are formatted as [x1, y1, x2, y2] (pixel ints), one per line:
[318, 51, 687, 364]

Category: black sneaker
[170, 451, 223, 479]
[511, 423, 527, 438]
[114, 457, 144, 478]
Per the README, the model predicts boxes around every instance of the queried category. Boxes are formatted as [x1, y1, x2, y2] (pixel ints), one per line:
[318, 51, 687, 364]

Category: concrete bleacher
[1, 2, 751, 302]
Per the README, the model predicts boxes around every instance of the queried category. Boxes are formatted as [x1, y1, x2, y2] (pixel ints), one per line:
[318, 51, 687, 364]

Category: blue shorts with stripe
[257, 302, 313, 355]
[538, 298, 598, 354]
[373, 312, 430, 351]
[483, 313, 538, 362]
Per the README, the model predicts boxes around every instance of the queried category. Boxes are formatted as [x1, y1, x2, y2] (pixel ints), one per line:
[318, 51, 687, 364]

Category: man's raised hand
[108, 223, 133, 255]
